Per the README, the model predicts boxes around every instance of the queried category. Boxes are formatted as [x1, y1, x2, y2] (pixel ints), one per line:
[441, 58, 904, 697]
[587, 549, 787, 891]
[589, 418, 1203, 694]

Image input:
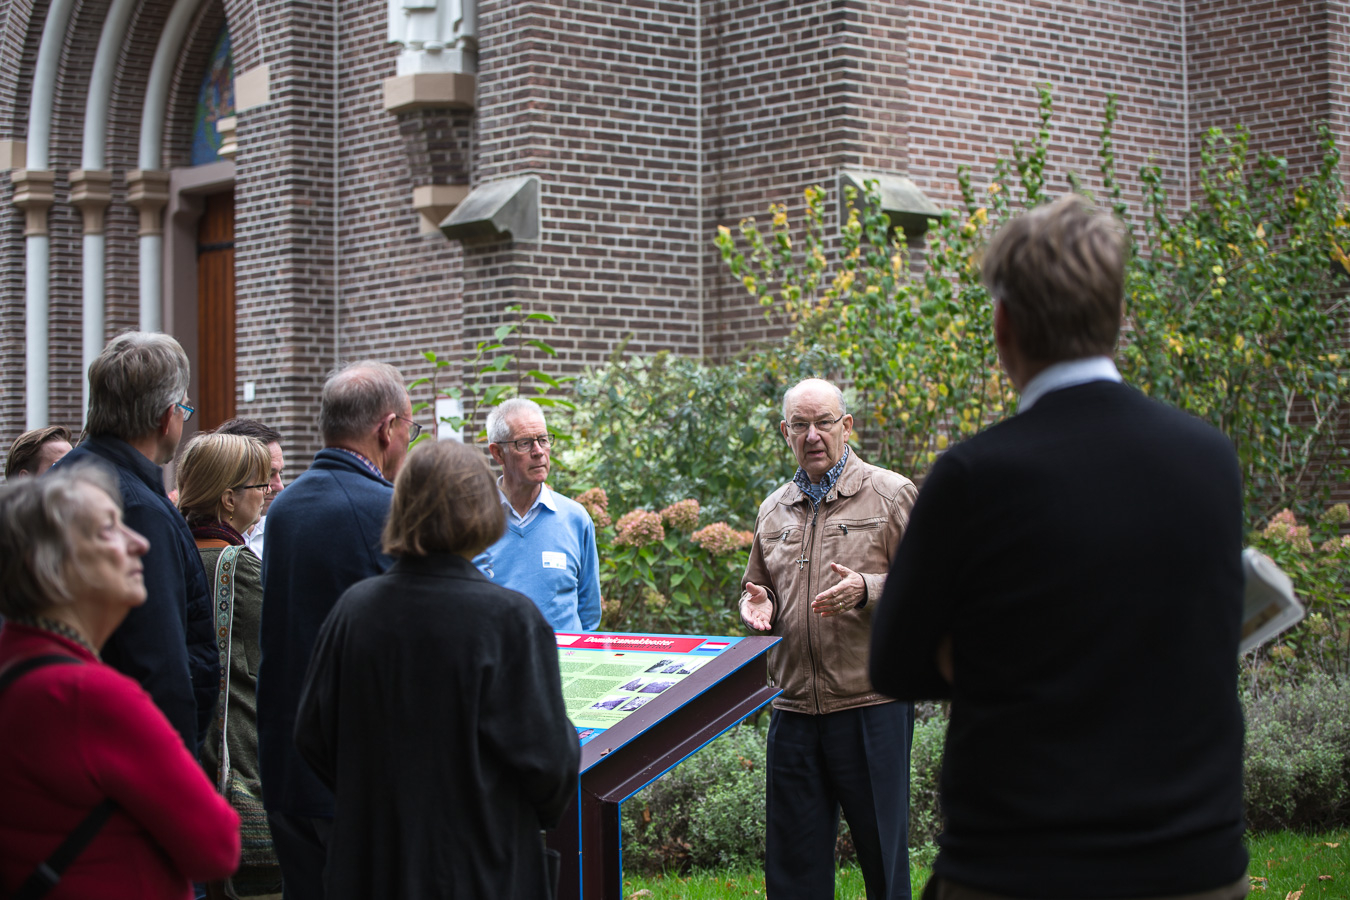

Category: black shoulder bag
[0, 654, 118, 900]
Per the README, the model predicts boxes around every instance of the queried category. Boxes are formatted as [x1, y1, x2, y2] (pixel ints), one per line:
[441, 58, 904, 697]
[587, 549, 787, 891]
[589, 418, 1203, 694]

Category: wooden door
[197, 191, 236, 430]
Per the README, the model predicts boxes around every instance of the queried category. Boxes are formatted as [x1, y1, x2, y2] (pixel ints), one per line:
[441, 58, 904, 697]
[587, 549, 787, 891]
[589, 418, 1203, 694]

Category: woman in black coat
[295, 440, 580, 900]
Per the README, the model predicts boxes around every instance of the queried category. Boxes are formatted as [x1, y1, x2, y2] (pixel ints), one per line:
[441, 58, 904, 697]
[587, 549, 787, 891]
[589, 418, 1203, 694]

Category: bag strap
[12, 799, 117, 900]
[0, 653, 117, 900]
[0, 654, 81, 694]
[212, 544, 241, 793]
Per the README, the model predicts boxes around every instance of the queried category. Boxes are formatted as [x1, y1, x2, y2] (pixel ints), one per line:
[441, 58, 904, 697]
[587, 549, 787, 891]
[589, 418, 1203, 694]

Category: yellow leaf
[1286, 891, 1302, 900]
[1235, 335, 1245, 350]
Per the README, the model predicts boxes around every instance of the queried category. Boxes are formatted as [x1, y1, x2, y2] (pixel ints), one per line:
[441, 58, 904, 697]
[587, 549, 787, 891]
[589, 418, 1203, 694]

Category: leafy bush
[1243, 673, 1350, 830]
[573, 491, 754, 635]
[552, 350, 794, 529]
[622, 721, 769, 873]
[621, 707, 949, 875]
[717, 87, 1350, 527]
[1244, 504, 1350, 684]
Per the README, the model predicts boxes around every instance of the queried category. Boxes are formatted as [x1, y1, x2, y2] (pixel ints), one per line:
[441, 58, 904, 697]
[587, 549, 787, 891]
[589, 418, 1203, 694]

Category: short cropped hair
[486, 398, 546, 444]
[782, 379, 847, 422]
[981, 195, 1126, 363]
[85, 332, 190, 441]
[382, 441, 505, 559]
[176, 433, 272, 527]
[0, 465, 120, 617]
[5, 425, 73, 479]
[319, 361, 407, 446]
[215, 417, 282, 446]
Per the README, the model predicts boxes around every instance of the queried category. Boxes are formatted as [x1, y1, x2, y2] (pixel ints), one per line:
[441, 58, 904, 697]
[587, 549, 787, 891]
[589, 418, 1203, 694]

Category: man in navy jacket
[55, 331, 215, 752]
[257, 360, 414, 900]
[872, 198, 1248, 900]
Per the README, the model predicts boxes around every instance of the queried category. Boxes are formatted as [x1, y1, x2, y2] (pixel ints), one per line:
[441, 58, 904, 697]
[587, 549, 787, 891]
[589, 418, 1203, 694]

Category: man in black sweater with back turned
[871, 197, 1248, 900]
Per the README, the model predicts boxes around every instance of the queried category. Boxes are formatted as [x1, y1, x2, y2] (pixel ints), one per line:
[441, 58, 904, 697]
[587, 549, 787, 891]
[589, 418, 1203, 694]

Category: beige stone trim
[0, 140, 27, 170]
[216, 116, 239, 159]
[11, 168, 55, 236]
[383, 73, 476, 113]
[70, 169, 114, 234]
[126, 169, 171, 236]
[413, 184, 470, 234]
[235, 64, 271, 111]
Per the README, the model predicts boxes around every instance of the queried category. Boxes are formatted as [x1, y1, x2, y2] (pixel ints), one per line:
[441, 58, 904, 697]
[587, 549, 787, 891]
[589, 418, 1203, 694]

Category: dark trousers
[267, 811, 332, 900]
[766, 703, 915, 900]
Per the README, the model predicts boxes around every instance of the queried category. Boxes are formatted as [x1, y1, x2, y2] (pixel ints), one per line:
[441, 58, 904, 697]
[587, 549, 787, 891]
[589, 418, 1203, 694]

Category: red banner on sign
[556, 632, 709, 653]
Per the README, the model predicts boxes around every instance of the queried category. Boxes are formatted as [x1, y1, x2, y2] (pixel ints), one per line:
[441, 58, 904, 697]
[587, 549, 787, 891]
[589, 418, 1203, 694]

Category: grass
[620, 831, 1350, 899]
[1247, 829, 1350, 897]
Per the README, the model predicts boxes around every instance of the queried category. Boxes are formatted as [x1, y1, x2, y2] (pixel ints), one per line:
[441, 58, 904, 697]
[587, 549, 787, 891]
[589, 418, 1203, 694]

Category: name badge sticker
[542, 551, 567, 570]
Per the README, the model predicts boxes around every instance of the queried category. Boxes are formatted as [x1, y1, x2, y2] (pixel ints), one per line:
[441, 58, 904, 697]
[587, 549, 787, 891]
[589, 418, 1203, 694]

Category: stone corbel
[126, 169, 171, 236]
[216, 116, 239, 159]
[69, 169, 113, 234]
[413, 184, 470, 234]
[11, 168, 56, 236]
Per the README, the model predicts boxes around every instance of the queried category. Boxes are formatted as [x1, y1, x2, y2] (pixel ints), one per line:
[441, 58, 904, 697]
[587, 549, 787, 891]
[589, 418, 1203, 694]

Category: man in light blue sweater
[475, 398, 602, 632]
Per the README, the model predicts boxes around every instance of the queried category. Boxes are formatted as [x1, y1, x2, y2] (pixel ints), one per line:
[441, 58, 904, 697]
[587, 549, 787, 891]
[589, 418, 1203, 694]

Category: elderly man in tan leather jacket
[741, 378, 917, 900]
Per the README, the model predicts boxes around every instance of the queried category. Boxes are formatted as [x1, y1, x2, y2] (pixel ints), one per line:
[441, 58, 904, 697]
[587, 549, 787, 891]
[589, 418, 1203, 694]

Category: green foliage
[622, 708, 949, 876]
[552, 350, 794, 528]
[907, 705, 948, 866]
[570, 491, 754, 635]
[410, 305, 572, 443]
[622, 722, 769, 874]
[1243, 674, 1350, 831]
[1120, 122, 1350, 521]
[715, 86, 1350, 525]
[1244, 504, 1350, 684]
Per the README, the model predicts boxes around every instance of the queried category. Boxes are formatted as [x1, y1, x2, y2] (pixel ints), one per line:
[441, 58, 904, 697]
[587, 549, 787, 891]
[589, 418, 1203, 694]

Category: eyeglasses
[395, 416, 423, 442]
[177, 402, 195, 423]
[786, 414, 846, 435]
[233, 483, 272, 494]
[503, 433, 554, 452]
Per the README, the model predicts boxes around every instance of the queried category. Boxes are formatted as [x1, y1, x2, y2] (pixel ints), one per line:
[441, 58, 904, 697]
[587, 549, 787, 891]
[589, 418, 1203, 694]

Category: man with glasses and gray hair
[53, 330, 216, 753]
[476, 397, 601, 632]
[740, 377, 918, 900]
[257, 360, 417, 900]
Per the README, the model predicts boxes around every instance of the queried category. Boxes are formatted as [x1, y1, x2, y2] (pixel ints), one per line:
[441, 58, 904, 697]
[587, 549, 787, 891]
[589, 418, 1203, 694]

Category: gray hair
[86, 332, 190, 440]
[0, 464, 120, 617]
[782, 379, 847, 421]
[486, 398, 546, 444]
[319, 361, 408, 446]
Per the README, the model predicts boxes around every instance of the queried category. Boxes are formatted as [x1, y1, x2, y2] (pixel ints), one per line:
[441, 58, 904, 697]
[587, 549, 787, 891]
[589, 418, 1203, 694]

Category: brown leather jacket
[742, 454, 916, 714]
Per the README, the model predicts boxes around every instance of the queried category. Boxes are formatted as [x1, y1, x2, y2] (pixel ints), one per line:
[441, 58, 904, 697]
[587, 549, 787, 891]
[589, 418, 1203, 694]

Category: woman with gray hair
[295, 440, 579, 899]
[0, 467, 240, 898]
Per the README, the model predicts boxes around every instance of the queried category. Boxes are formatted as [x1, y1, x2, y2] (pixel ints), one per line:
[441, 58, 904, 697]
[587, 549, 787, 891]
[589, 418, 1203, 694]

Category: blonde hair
[176, 433, 271, 527]
[981, 195, 1126, 362]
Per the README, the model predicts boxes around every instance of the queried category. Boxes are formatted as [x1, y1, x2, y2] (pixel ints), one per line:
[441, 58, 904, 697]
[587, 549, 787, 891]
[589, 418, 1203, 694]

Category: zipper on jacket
[806, 504, 822, 714]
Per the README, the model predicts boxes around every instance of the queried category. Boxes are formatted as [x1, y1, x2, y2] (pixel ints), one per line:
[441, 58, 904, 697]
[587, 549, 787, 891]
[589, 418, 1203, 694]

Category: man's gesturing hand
[740, 582, 774, 632]
[811, 562, 865, 617]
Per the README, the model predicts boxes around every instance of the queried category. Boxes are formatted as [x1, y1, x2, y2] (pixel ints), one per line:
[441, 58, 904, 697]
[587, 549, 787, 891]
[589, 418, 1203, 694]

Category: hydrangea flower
[1263, 509, 1314, 552]
[692, 522, 754, 555]
[660, 499, 700, 532]
[575, 487, 612, 528]
[614, 509, 665, 548]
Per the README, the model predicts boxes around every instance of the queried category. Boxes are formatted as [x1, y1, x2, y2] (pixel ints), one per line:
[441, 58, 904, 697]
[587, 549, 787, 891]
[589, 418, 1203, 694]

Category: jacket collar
[311, 447, 394, 486]
[79, 434, 168, 498]
[389, 553, 490, 581]
[782, 450, 863, 506]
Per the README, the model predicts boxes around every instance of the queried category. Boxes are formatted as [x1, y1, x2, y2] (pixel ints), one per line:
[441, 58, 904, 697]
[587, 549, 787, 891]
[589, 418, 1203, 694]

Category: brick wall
[0, 0, 1345, 483]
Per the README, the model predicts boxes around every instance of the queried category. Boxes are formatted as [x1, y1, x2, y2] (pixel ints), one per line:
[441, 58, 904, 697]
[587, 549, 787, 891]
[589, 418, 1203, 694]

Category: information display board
[556, 632, 741, 744]
[547, 631, 779, 900]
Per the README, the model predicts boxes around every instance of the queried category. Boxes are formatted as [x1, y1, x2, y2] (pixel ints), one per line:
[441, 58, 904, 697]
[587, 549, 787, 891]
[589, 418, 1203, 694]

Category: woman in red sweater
[0, 465, 241, 899]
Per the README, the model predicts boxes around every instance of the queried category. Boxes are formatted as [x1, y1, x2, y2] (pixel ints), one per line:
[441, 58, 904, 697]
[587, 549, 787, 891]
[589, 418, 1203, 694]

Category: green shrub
[622, 707, 949, 875]
[1243, 673, 1350, 831]
[622, 721, 768, 873]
